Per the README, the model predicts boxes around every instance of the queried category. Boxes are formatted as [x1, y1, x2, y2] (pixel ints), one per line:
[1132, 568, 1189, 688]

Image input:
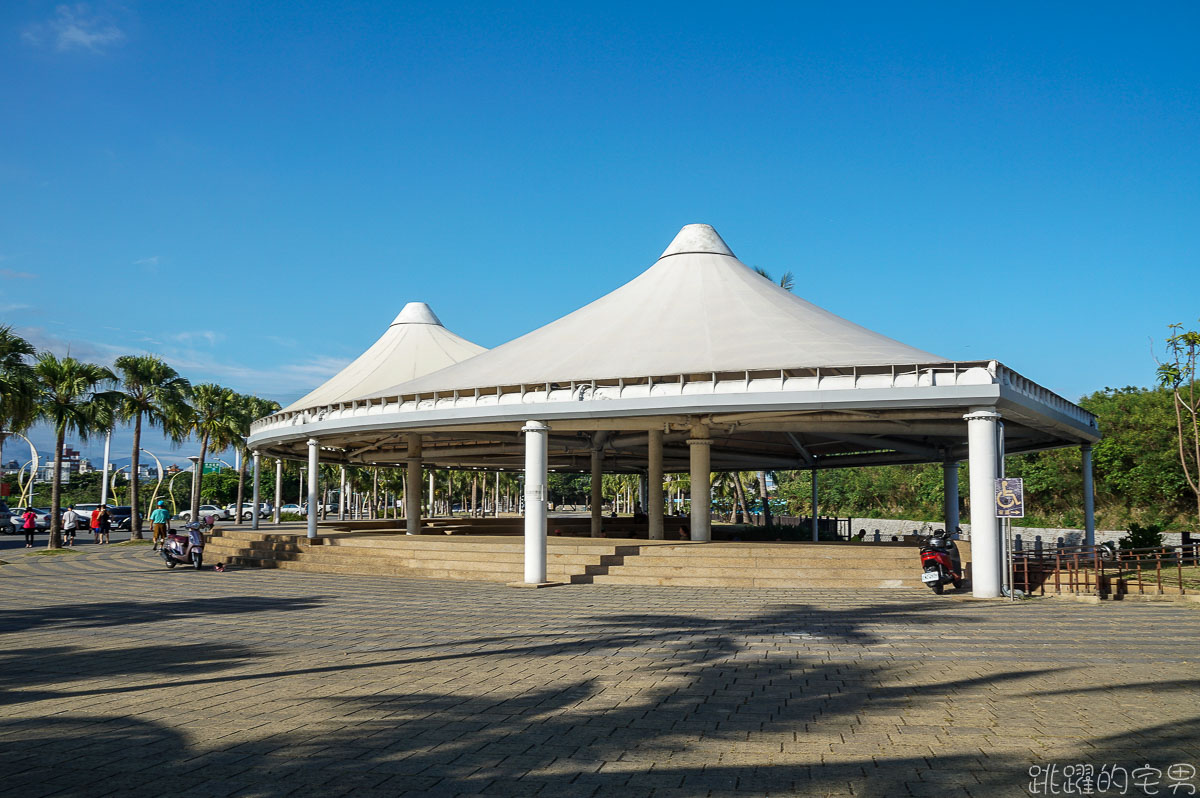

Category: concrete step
[206, 531, 944, 588]
[587, 564, 915, 580]
[588, 574, 920, 589]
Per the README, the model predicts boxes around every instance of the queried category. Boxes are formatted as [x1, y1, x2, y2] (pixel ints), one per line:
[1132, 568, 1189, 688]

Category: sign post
[995, 478, 1025, 601]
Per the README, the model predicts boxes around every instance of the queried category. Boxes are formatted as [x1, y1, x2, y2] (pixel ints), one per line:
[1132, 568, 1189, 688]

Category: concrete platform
[205, 522, 971, 589]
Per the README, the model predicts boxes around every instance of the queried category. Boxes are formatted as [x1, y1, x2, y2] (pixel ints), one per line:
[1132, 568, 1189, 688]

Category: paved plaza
[1, 545, 1199, 798]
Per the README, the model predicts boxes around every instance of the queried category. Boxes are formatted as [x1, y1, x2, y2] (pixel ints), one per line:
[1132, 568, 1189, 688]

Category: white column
[338, 466, 346, 520]
[306, 439, 319, 539]
[943, 459, 960, 535]
[523, 421, 550, 583]
[428, 471, 434, 516]
[1082, 444, 1095, 547]
[251, 451, 261, 531]
[406, 433, 422, 536]
[688, 425, 711, 542]
[100, 430, 111, 505]
[494, 471, 501, 518]
[590, 445, 603, 537]
[966, 409, 1003, 598]
[810, 464, 819, 542]
[648, 429, 664, 540]
[273, 459, 282, 524]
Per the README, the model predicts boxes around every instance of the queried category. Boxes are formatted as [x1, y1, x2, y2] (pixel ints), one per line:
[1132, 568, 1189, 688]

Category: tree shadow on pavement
[0, 595, 327, 635]
[0, 642, 260, 707]
[4, 598, 1197, 797]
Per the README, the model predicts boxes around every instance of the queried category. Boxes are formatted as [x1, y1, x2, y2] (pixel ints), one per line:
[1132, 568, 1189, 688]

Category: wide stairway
[206, 528, 950, 589]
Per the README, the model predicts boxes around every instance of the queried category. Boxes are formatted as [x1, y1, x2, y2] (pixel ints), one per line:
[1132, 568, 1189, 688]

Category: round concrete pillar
[688, 426, 712, 542]
[523, 421, 550, 583]
[965, 409, 1002, 597]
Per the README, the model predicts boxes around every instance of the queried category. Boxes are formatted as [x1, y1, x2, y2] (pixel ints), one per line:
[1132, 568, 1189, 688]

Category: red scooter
[919, 531, 963, 594]
[161, 522, 205, 569]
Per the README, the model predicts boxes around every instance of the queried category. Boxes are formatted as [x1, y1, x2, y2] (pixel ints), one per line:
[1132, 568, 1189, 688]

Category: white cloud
[172, 330, 225, 346]
[134, 256, 159, 271]
[23, 4, 127, 54]
[0, 304, 32, 313]
[0, 269, 37, 280]
[10, 324, 349, 401]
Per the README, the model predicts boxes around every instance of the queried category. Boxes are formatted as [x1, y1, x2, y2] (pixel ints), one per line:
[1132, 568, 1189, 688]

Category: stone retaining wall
[848, 517, 1191, 547]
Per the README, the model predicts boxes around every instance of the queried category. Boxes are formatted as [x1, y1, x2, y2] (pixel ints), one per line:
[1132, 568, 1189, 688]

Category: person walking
[21, 508, 36, 548]
[61, 505, 79, 547]
[97, 506, 112, 545]
[149, 501, 170, 551]
[90, 506, 102, 544]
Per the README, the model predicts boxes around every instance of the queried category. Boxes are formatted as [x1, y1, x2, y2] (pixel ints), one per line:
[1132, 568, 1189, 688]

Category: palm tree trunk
[130, 412, 144, 538]
[191, 432, 210, 520]
[235, 450, 247, 525]
[733, 473, 752, 524]
[48, 427, 66, 549]
[757, 471, 773, 529]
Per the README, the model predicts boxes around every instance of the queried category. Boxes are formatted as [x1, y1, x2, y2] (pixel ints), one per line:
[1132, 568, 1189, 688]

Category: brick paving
[1, 544, 1199, 797]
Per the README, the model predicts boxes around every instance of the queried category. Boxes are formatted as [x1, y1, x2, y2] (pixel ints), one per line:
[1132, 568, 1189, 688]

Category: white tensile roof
[280, 302, 486, 413]
[371, 224, 942, 397]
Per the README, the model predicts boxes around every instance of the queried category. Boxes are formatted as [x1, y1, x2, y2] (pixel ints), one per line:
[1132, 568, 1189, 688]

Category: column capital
[522, 420, 550, 433]
[307, 437, 320, 447]
[1080, 443, 1093, 453]
[963, 408, 1002, 422]
[686, 437, 713, 447]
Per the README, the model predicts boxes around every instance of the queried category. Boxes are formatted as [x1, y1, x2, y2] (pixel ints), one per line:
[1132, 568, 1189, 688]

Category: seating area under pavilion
[246, 224, 1100, 598]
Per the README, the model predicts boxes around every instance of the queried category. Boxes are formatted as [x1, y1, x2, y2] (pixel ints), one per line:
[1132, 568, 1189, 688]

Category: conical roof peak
[391, 301, 443, 326]
[659, 223, 735, 260]
[281, 303, 484, 412]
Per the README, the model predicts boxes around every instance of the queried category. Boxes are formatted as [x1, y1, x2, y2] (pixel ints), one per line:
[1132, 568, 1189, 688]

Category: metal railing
[1014, 541, 1200, 598]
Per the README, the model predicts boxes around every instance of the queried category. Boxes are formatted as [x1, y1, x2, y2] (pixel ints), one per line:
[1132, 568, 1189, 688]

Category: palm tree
[0, 326, 37, 434]
[33, 354, 117, 548]
[113, 355, 192, 538]
[756, 471, 774, 528]
[0, 327, 37, 472]
[186, 384, 241, 522]
[754, 266, 794, 292]
[232, 394, 281, 522]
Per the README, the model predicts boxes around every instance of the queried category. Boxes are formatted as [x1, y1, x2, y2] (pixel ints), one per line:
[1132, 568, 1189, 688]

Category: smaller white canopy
[280, 302, 486, 413]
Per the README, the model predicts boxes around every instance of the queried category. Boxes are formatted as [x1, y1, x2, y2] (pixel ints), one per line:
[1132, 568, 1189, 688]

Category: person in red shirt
[21, 509, 37, 548]
[90, 507, 102, 544]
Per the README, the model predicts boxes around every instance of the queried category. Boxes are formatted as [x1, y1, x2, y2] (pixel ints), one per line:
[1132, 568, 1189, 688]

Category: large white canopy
[280, 302, 485, 413]
[251, 224, 1096, 472]
[372, 224, 942, 398]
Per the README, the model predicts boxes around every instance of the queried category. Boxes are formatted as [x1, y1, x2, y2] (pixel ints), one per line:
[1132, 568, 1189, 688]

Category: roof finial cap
[658, 224, 736, 260]
[391, 302, 443, 326]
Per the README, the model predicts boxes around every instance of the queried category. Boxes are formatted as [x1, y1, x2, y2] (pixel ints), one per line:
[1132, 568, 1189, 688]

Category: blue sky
[2, 1, 1198, 464]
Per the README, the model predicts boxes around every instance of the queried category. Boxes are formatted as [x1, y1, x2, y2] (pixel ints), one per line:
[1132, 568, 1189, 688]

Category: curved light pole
[167, 469, 191, 517]
[187, 455, 201, 517]
[2, 431, 38, 506]
[16, 459, 34, 507]
[140, 448, 165, 513]
[110, 466, 129, 506]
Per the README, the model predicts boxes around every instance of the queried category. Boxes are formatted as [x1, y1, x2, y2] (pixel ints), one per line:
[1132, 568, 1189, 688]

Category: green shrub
[1120, 522, 1166, 550]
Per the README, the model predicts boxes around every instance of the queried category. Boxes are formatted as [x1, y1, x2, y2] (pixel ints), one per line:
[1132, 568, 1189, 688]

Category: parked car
[224, 502, 270, 521]
[178, 504, 228, 522]
[107, 506, 133, 531]
[0, 500, 10, 530]
[6, 507, 51, 534]
[279, 503, 306, 516]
